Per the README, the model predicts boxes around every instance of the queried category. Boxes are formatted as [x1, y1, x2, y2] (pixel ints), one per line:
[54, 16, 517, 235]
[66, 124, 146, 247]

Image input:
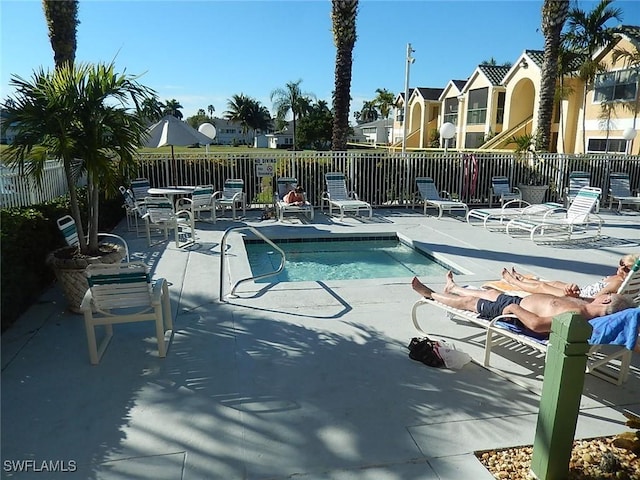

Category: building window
[443, 97, 458, 125]
[467, 87, 488, 124]
[587, 138, 627, 153]
[594, 69, 638, 103]
[465, 132, 485, 148]
[496, 92, 505, 124]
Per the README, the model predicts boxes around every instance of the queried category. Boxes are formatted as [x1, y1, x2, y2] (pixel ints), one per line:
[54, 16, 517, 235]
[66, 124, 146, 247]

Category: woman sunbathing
[501, 253, 638, 298]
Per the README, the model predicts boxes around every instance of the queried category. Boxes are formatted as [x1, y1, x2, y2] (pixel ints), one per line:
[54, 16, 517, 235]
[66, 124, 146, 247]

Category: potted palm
[4, 62, 156, 311]
[510, 132, 549, 204]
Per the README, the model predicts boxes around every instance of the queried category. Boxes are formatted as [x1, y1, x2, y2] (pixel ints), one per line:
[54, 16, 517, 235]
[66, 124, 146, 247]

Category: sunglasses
[619, 261, 631, 273]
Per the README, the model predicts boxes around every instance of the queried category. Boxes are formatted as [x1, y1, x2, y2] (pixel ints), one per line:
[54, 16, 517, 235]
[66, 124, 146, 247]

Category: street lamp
[622, 127, 637, 155]
[441, 122, 456, 154]
[402, 43, 415, 155]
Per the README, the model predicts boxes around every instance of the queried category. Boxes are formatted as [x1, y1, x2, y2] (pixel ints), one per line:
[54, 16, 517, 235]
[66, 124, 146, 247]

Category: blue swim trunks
[476, 294, 522, 319]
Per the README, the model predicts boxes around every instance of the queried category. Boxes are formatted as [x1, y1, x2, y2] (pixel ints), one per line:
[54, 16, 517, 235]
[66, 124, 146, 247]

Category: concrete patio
[2, 206, 639, 479]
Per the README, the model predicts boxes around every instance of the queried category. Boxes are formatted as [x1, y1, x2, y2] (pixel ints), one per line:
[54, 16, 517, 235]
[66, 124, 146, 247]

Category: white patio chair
[119, 186, 147, 235]
[415, 177, 469, 218]
[506, 186, 603, 241]
[130, 178, 151, 205]
[274, 177, 314, 221]
[489, 176, 521, 207]
[608, 172, 640, 212]
[142, 196, 195, 247]
[321, 172, 372, 219]
[212, 179, 246, 220]
[57, 215, 130, 262]
[80, 261, 172, 364]
[176, 184, 216, 223]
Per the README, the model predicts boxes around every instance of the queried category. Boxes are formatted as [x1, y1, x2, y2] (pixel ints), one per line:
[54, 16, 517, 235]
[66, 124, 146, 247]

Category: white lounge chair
[213, 179, 246, 220]
[466, 200, 563, 229]
[57, 215, 130, 262]
[608, 172, 640, 213]
[81, 261, 172, 364]
[505, 186, 603, 241]
[274, 177, 314, 221]
[489, 176, 521, 207]
[322, 172, 372, 219]
[564, 171, 591, 208]
[416, 177, 469, 218]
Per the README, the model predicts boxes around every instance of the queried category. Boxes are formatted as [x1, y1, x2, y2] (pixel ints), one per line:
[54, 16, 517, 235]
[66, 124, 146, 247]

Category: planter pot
[46, 244, 126, 313]
[518, 184, 549, 205]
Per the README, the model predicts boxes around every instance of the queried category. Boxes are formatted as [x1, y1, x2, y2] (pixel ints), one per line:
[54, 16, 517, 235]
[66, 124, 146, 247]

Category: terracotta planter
[518, 184, 549, 205]
[46, 244, 126, 313]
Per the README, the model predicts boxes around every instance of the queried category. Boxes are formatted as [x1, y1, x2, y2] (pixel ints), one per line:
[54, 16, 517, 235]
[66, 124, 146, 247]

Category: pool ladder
[219, 226, 286, 301]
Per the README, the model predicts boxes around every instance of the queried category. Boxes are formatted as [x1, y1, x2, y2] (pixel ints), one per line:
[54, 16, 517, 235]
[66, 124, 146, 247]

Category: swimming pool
[244, 236, 453, 283]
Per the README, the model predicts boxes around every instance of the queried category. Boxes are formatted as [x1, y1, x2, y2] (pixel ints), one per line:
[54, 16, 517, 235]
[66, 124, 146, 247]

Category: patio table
[147, 187, 195, 210]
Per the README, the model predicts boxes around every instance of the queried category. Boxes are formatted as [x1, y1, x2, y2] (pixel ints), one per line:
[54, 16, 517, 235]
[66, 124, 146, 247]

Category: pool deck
[2, 206, 640, 479]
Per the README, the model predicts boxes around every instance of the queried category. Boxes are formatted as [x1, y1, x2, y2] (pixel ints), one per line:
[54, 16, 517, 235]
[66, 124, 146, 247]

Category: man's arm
[502, 303, 552, 334]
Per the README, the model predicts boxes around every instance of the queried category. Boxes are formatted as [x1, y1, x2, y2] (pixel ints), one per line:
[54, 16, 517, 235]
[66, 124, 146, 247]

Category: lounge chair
[176, 184, 216, 223]
[505, 186, 603, 241]
[564, 171, 592, 208]
[489, 176, 521, 207]
[212, 179, 246, 220]
[274, 177, 314, 221]
[321, 172, 372, 219]
[416, 177, 469, 218]
[130, 178, 151, 205]
[466, 200, 563, 229]
[80, 261, 172, 364]
[142, 196, 195, 247]
[57, 215, 130, 262]
[608, 172, 640, 213]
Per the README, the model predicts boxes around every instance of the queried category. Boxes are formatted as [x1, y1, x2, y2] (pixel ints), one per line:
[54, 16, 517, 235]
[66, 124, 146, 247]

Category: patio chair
[608, 172, 640, 213]
[489, 176, 521, 207]
[119, 186, 146, 235]
[415, 177, 469, 219]
[176, 184, 216, 223]
[411, 296, 636, 385]
[321, 172, 372, 220]
[212, 179, 246, 220]
[274, 177, 314, 221]
[130, 178, 151, 205]
[80, 261, 172, 364]
[142, 196, 195, 247]
[57, 215, 130, 262]
[505, 186, 603, 241]
[564, 171, 592, 208]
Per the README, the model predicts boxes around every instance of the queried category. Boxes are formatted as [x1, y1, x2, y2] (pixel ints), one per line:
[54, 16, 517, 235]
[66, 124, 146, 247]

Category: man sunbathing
[411, 271, 633, 336]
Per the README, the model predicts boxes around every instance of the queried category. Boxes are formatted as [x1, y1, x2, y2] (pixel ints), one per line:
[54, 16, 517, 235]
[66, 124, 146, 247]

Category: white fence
[2, 152, 639, 209]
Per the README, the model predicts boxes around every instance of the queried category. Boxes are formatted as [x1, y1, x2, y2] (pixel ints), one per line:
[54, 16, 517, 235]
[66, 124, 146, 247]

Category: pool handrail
[219, 226, 286, 301]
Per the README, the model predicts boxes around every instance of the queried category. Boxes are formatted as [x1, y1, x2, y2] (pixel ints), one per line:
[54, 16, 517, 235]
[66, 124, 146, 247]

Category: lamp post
[402, 43, 415, 155]
[441, 122, 456, 154]
[622, 127, 637, 155]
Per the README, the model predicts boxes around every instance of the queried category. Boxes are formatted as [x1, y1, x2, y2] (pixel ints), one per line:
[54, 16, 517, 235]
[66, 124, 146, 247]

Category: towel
[588, 307, 640, 350]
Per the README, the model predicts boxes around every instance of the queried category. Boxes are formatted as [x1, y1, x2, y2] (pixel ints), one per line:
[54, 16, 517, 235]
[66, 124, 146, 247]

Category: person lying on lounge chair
[500, 253, 639, 298]
[411, 271, 633, 336]
[283, 186, 306, 206]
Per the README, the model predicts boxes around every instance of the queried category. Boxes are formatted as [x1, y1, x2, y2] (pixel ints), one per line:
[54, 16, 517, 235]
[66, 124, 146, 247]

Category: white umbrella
[143, 115, 213, 184]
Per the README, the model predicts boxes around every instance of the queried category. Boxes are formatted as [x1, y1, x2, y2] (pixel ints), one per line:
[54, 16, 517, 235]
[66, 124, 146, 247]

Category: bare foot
[444, 270, 457, 294]
[511, 267, 524, 281]
[501, 268, 517, 285]
[412, 277, 434, 299]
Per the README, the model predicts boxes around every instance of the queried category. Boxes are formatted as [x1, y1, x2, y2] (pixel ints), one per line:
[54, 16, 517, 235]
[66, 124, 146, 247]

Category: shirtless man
[411, 271, 632, 335]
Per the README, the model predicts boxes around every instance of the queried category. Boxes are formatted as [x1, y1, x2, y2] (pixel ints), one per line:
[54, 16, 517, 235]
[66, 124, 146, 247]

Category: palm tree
[207, 104, 215, 116]
[162, 99, 183, 119]
[375, 88, 395, 144]
[565, 0, 623, 152]
[140, 97, 163, 125]
[224, 93, 253, 136]
[536, 0, 569, 152]
[271, 80, 315, 151]
[330, 0, 359, 151]
[42, 0, 79, 69]
[359, 100, 379, 123]
[4, 62, 155, 255]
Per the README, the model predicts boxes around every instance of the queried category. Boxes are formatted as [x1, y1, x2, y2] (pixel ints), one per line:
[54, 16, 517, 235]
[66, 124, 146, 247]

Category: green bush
[0, 191, 124, 332]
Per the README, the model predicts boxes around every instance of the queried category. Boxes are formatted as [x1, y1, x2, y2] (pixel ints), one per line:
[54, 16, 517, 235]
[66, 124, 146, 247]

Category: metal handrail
[219, 226, 286, 301]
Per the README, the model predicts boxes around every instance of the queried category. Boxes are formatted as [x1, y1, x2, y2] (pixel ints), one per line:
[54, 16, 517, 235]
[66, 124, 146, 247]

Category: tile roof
[615, 24, 640, 46]
[524, 50, 544, 68]
[478, 65, 510, 85]
[452, 79, 467, 91]
[415, 87, 444, 101]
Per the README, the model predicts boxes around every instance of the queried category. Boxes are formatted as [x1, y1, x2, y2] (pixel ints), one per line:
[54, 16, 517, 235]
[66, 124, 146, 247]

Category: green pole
[530, 312, 592, 480]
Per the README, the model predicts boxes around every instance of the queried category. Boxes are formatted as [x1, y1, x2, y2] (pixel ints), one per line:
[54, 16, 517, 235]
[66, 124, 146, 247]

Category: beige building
[395, 25, 640, 155]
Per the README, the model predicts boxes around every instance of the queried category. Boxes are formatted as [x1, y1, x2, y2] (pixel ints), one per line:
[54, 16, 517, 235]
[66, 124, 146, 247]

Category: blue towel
[494, 320, 549, 344]
[588, 307, 640, 351]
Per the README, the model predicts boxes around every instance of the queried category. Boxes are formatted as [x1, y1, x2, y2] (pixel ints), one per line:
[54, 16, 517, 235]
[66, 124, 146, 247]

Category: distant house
[0, 110, 17, 144]
[393, 87, 444, 149]
[210, 118, 253, 145]
[354, 118, 393, 145]
[265, 121, 294, 149]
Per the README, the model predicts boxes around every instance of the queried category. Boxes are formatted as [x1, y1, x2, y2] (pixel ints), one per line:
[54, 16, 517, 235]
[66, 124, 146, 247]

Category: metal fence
[2, 152, 639, 209]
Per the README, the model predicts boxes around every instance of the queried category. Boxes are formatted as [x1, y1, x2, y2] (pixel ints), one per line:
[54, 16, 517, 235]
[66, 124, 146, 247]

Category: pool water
[244, 237, 452, 283]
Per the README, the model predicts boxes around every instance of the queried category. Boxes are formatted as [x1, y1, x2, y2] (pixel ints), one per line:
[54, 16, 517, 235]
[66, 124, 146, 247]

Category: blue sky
[2, 0, 639, 122]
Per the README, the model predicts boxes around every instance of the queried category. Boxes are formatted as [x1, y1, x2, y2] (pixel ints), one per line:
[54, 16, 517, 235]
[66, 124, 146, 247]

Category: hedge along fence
[1, 190, 125, 332]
